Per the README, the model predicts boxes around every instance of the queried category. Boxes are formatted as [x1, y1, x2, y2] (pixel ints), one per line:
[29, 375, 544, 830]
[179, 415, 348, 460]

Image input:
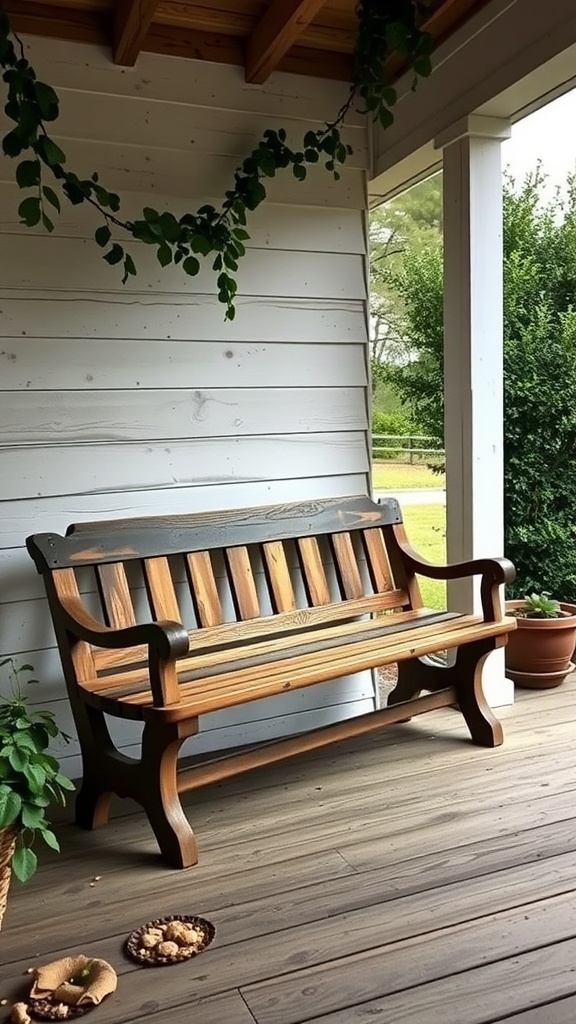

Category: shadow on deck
[2, 677, 576, 1024]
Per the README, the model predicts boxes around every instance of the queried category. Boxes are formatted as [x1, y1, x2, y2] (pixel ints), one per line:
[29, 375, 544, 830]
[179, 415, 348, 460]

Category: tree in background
[380, 169, 576, 599]
[369, 174, 442, 402]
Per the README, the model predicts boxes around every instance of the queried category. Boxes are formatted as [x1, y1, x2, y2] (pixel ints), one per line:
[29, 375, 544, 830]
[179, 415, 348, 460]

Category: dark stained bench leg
[453, 638, 504, 748]
[72, 701, 115, 830]
[71, 697, 198, 867]
[387, 637, 504, 747]
[139, 720, 199, 869]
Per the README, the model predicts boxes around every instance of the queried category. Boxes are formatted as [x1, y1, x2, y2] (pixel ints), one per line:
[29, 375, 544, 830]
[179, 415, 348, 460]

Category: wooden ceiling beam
[113, 0, 159, 66]
[246, 0, 329, 84]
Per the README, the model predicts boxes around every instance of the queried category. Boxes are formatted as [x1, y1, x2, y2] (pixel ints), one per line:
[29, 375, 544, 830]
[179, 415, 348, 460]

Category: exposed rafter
[246, 0, 329, 85]
[113, 0, 158, 66]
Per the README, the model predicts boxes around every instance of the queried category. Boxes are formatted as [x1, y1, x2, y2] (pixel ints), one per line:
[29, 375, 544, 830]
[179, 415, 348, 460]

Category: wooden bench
[26, 495, 516, 868]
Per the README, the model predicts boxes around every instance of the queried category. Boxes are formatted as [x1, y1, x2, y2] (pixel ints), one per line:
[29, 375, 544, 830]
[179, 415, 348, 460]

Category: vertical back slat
[186, 551, 223, 627]
[386, 523, 424, 609]
[331, 532, 365, 600]
[362, 528, 394, 594]
[262, 541, 297, 612]
[297, 537, 331, 606]
[96, 562, 137, 629]
[225, 546, 260, 620]
[143, 556, 182, 621]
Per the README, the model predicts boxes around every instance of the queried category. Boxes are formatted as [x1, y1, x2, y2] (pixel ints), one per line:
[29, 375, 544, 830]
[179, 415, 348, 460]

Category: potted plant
[505, 593, 576, 689]
[0, 659, 74, 930]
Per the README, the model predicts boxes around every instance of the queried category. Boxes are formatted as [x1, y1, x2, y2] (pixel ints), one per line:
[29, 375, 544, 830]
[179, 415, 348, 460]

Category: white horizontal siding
[0, 184, 367, 253]
[0, 294, 366, 343]
[1, 237, 366, 297]
[0, 388, 367, 444]
[0, 37, 372, 777]
[0, 339, 367, 390]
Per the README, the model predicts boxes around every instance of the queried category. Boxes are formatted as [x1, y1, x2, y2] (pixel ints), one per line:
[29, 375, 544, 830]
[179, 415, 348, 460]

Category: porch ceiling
[5, 0, 492, 82]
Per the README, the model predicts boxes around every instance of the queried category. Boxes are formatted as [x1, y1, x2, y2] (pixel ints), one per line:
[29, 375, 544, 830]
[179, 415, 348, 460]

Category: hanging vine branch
[0, 2, 432, 319]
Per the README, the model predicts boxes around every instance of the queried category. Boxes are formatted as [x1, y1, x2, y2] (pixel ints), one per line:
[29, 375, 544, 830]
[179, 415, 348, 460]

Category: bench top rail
[27, 495, 402, 569]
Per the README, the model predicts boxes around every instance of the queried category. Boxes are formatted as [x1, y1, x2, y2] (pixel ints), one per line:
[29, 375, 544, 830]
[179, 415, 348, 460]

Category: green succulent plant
[0, 659, 74, 881]
[514, 593, 562, 619]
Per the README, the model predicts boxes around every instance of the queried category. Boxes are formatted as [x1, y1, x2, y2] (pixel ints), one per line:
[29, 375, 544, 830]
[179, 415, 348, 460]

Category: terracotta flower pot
[505, 600, 576, 688]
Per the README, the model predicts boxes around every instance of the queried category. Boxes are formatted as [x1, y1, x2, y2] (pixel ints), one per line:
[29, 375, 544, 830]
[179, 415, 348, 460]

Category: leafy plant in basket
[0, 658, 74, 889]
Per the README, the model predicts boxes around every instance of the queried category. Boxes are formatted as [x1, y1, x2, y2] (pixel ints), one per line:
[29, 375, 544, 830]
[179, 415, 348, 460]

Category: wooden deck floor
[2, 678, 576, 1023]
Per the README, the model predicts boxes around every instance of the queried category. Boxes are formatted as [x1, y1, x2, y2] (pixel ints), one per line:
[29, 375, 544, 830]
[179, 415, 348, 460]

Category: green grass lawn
[402, 503, 446, 610]
[372, 462, 445, 490]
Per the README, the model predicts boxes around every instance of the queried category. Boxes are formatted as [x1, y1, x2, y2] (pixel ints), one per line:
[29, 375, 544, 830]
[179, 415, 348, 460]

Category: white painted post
[435, 115, 514, 707]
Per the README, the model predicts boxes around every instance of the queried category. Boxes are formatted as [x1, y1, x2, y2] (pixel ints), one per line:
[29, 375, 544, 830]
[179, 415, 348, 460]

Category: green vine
[0, 2, 432, 319]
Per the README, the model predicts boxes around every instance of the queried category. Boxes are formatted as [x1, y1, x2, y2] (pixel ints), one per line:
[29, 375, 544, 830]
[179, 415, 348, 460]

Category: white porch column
[435, 115, 514, 707]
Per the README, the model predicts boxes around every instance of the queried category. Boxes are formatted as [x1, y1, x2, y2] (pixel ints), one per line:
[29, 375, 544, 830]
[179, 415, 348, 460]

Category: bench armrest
[394, 535, 515, 622]
[58, 597, 189, 706]
[58, 596, 190, 659]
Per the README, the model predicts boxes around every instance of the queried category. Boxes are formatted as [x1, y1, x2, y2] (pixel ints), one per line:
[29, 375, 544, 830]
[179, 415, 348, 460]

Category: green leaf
[24, 764, 47, 792]
[36, 135, 66, 168]
[3, 129, 23, 158]
[157, 243, 173, 267]
[103, 243, 124, 266]
[33, 716, 59, 739]
[0, 786, 21, 828]
[42, 185, 61, 212]
[182, 256, 200, 277]
[132, 221, 159, 245]
[92, 183, 112, 209]
[189, 234, 212, 257]
[40, 828, 60, 851]
[62, 179, 85, 205]
[158, 212, 181, 244]
[21, 803, 45, 829]
[413, 55, 432, 79]
[11, 845, 37, 883]
[95, 224, 111, 248]
[42, 212, 54, 232]
[16, 159, 41, 188]
[12, 731, 38, 752]
[293, 164, 307, 182]
[54, 773, 75, 791]
[34, 81, 59, 121]
[121, 253, 136, 284]
[8, 746, 29, 772]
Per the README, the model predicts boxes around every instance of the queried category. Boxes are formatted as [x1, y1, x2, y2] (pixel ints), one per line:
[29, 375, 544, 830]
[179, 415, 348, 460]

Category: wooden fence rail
[372, 433, 445, 464]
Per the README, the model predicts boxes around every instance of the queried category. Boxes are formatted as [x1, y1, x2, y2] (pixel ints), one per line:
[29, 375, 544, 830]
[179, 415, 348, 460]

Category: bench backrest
[27, 495, 422, 689]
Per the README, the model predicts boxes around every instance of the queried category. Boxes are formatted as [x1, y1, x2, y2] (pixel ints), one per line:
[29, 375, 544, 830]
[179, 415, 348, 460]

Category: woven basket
[0, 825, 18, 931]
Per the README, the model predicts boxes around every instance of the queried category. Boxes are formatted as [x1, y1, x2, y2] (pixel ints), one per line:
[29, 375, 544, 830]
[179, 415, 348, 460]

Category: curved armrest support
[59, 596, 190, 660]
[396, 536, 516, 622]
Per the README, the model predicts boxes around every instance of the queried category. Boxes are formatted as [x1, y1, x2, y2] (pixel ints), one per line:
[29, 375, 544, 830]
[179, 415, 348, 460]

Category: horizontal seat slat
[83, 615, 517, 722]
[86, 606, 452, 695]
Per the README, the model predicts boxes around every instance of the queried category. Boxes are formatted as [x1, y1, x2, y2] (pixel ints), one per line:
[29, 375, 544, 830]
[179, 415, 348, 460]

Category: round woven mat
[125, 915, 215, 967]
